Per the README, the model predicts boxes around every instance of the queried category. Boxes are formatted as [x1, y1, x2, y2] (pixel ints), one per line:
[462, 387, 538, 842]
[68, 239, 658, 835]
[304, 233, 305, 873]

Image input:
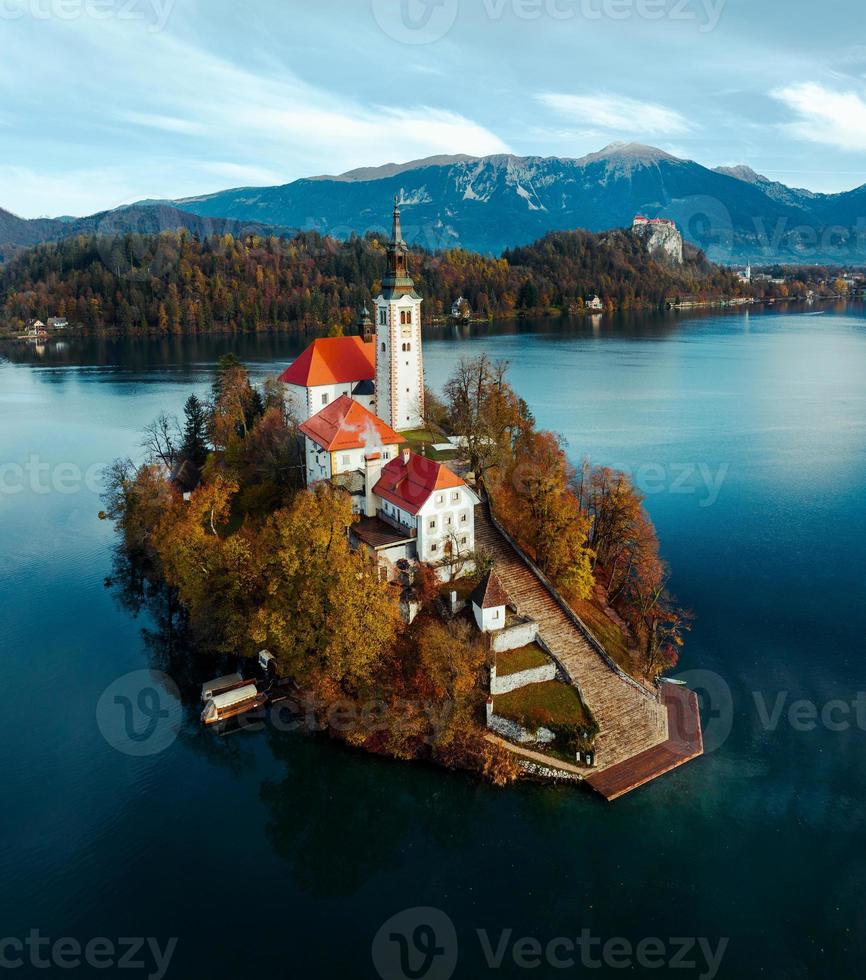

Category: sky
[2, 0, 866, 218]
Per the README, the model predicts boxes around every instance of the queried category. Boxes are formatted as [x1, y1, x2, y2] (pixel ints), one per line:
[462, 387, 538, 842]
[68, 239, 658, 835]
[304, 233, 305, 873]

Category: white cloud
[198, 162, 288, 186]
[0, 16, 509, 215]
[772, 82, 866, 151]
[121, 113, 208, 136]
[536, 92, 692, 136]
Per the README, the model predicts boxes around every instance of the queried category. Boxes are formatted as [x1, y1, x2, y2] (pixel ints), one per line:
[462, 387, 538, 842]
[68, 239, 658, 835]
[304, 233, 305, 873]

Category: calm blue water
[2, 305, 865, 978]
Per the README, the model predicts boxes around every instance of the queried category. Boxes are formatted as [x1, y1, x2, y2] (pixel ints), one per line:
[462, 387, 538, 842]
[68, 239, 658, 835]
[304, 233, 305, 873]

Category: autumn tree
[209, 355, 260, 448]
[141, 412, 181, 471]
[497, 427, 594, 599]
[249, 485, 401, 691]
[443, 354, 522, 484]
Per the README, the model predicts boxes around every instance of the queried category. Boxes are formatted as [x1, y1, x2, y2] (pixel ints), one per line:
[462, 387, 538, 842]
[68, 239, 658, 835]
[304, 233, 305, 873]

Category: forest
[0, 226, 749, 334]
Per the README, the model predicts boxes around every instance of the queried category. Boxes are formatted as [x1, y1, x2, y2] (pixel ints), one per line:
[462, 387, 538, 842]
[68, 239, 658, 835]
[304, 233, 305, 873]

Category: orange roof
[279, 336, 375, 387]
[299, 395, 401, 453]
[373, 450, 465, 515]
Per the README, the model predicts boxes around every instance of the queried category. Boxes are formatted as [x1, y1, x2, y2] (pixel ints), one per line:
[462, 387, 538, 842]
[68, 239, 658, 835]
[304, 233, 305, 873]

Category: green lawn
[399, 428, 458, 462]
[494, 680, 591, 729]
[496, 642, 550, 677]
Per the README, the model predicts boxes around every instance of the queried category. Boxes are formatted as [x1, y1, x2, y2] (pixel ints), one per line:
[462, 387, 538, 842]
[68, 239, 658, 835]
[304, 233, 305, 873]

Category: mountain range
[4, 143, 866, 264]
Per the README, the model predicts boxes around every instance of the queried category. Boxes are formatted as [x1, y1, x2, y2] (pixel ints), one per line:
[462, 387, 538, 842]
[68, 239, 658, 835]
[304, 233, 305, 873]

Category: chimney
[402, 448, 411, 465]
[364, 451, 386, 517]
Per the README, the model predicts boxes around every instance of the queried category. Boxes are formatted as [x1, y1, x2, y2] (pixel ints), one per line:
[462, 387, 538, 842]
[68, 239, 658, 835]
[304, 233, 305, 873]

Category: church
[280, 199, 479, 581]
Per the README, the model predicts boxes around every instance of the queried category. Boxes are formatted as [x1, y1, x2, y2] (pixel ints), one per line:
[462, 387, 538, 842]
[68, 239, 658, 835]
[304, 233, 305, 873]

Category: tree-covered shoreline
[2, 227, 748, 335]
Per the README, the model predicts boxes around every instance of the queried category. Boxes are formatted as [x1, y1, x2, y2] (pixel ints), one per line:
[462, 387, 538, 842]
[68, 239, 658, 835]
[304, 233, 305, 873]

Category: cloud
[198, 162, 289, 186]
[772, 82, 866, 151]
[536, 92, 692, 136]
[121, 113, 208, 136]
[0, 15, 509, 215]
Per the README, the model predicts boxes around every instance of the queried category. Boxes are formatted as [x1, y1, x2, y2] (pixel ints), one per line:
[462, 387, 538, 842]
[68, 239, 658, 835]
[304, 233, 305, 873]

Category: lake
[2, 303, 865, 978]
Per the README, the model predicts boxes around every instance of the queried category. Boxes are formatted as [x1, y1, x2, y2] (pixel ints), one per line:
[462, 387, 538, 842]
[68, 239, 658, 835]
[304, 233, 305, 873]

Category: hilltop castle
[632, 214, 683, 265]
[279, 199, 478, 581]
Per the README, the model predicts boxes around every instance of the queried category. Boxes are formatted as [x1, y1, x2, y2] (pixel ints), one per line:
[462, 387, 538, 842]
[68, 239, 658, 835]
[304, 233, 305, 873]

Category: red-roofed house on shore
[370, 448, 480, 569]
[280, 335, 376, 423]
[299, 394, 402, 512]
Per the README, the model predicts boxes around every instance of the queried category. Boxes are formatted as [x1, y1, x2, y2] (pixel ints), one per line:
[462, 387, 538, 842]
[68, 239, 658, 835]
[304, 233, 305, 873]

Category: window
[404, 310, 412, 324]
[460, 513, 467, 523]
[429, 519, 437, 530]
[381, 342, 386, 352]
[430, 543, 438, 554]
[452, 491, 460, 502]
[460, 536, 468, 546]
[492, 608, 500, 620]
[435, 493, 444, 505]
[341, 455, 351, 466]
[379, 309, 386, 326]
[321, 393, 328, 406]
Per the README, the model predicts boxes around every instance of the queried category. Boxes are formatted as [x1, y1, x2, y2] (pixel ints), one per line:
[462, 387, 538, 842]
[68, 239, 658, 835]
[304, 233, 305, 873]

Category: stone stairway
[475, 503, 668, 770]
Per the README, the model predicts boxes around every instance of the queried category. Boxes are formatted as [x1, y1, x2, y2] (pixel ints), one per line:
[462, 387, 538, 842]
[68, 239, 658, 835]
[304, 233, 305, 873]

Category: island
[102, 200, 703, 800]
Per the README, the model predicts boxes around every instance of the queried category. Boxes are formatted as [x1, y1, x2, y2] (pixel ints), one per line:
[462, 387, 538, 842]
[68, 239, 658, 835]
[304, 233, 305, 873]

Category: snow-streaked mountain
[168, 143, 864, 262]
[4, 144, 866, 262]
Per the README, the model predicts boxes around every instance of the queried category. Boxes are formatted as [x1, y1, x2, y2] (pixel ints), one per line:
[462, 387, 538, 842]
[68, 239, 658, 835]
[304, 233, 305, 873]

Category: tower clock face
[401, 325, 412, 339]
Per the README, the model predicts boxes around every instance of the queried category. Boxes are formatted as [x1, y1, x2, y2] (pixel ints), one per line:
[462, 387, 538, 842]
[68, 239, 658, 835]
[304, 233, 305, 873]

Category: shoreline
[1, 295, 853, 344]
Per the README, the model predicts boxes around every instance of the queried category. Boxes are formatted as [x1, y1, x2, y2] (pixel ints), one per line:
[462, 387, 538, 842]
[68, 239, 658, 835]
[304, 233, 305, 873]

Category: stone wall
[491, 618, 538, 653]
[486, 700, 554, 745]
[490, 661, 556, 695]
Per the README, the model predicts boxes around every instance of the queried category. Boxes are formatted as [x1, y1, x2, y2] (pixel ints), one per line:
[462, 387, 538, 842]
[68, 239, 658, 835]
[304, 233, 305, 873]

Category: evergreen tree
[180, 394, 209, 466]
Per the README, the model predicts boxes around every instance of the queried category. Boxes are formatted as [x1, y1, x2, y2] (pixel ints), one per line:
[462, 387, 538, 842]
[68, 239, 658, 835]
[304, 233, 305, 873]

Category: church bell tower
[374, 197, 424, 431]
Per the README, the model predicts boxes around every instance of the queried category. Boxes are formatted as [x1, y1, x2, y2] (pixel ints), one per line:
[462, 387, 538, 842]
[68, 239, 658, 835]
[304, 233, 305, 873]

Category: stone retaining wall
[491, 618, 539, 653]
[490, 661, 556, 695]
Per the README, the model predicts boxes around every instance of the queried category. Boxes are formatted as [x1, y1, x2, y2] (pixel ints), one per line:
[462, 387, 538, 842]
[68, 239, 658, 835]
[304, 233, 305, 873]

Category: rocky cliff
[632, 219, 683, 265]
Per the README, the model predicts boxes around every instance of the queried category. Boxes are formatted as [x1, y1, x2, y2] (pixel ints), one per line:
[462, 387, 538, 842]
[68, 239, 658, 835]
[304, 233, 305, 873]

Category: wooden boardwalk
[474, 503, 702, 797]
[586, 685, 703, 801]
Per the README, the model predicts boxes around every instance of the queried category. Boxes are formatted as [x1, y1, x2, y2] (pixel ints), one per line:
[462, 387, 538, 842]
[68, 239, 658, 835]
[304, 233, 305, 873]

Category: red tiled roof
[470, 570, 510, 610]
[373, 450, 465, 515]
[279, 336, 375, 387]
[299, 395, 401, 452]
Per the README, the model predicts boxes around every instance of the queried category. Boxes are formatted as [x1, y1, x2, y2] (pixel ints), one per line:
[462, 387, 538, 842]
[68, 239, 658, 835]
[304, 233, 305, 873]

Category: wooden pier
[586, 684, 703, 801]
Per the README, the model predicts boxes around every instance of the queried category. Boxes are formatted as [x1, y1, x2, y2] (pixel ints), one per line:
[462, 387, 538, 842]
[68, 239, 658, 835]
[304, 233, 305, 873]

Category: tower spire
[384, 194, 412, 289]
[391, 194, 403, 245]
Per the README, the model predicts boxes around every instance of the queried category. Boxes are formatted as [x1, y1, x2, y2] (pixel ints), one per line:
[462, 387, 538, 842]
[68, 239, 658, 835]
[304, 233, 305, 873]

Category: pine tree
[180, 394, 209, 466]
